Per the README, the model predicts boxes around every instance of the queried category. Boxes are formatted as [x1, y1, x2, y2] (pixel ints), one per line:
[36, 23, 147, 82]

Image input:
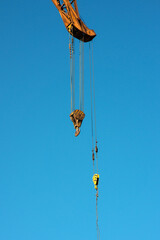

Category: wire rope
[82, 40, 84, 112]
[69, 35, 75, 112]
[92, 43, 97, 143]
[79, 40, 82, 110]
[69, 34, 73, 112]
[96, 192, 100, 240]
[91, 42, 99, 173]
[72, 37, 75, 111]
[79, 40, 84, 111]
[90, 41, 100, 240]
[89, 43, 94, 154]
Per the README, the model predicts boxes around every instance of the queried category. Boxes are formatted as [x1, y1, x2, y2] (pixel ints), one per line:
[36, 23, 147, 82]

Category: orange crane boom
[51, 0, 96, 42]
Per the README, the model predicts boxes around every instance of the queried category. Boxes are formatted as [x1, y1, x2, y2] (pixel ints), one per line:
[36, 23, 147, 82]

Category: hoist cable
[72, 37, 75, 111]
[96, 192, 100, 240]
[95, 142, 99, 176]
[69, 34, 73, 112]
[79, 40, 82, 110]
[90, 41, 100, 240]
[69, 36, 75, 112]
[91, 42, 98, 174]
[89, 43, 94, 152]
[79, 40, 84, 111]
[82, 40, 84, 112]
[91, 42, 97, 144]
[89, 43, 95, 177]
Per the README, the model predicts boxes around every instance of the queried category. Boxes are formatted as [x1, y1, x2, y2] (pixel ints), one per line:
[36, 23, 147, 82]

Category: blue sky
[0, 0, 160, 239]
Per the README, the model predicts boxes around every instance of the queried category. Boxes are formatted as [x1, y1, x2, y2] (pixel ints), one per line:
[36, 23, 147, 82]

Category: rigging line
[91, 41, 98, 173]
[79, 40, 82, 110]
[96, 150, 99, 174]
[79, 40, 84, 111]
[72, 36, 75, 110]
[82, 40, 84, 112]
[69, 34, 73, 112]
[92, 149, 95, 175]
[96, 191, 100, 240]
[89, 42, 95, 173]
[92, 41, 97, 142]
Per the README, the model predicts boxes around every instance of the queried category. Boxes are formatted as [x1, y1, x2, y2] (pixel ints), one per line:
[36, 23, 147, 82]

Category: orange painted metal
[51, 0, 96, 42]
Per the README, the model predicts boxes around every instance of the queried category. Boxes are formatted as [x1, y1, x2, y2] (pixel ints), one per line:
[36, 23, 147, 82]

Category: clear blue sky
[0, 0, 160, 239]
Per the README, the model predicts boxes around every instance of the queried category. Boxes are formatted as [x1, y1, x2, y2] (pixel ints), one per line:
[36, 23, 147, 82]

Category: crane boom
[51, 0, 96, 42]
